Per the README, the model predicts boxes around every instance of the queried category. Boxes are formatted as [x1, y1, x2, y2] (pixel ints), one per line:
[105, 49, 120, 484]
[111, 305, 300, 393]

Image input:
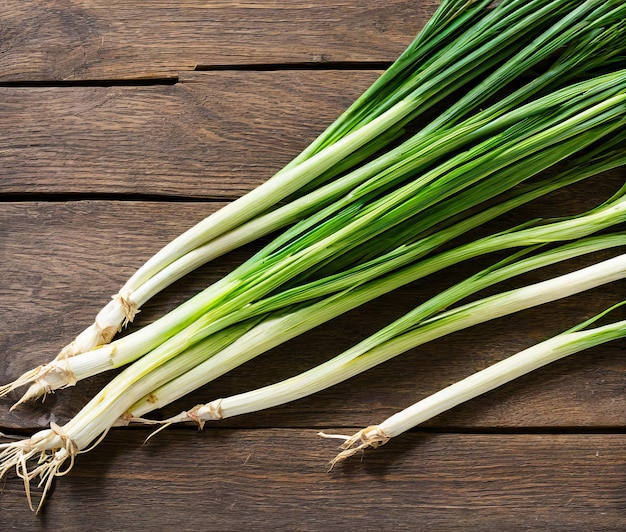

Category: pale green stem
[324, 305, 626, 463]
[380, 320, 626, 438]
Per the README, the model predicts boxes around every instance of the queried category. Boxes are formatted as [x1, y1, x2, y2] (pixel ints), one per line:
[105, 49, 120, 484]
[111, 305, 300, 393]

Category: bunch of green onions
[7, 70, 626, 405]
[4, 2, 626, 402]
[1, 0, 626, 512]
[11, 0, 622, 364]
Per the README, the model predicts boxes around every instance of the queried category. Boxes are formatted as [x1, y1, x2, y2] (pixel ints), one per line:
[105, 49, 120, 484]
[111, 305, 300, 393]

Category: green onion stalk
[6, 67, 626, 404]
[321, 302, 626, 465]
[41, 0, 624, 362]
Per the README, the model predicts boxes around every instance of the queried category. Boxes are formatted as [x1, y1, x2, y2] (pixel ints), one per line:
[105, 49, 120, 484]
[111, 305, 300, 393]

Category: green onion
[5, 61, 626, 404]
[37, 0, 623, 363]
[322, 302, 626, 465]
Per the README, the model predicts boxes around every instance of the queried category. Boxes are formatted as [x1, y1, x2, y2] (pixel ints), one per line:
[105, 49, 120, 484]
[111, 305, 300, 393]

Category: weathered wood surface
[1, 430, 625, 530]
[0, 71, 379, 197]
[1, 0, 625, 528]
[0, 1, 436, 81]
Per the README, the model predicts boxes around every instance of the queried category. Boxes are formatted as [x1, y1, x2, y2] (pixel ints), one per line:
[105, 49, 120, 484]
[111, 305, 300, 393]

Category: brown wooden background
[1, 1, 624, 529]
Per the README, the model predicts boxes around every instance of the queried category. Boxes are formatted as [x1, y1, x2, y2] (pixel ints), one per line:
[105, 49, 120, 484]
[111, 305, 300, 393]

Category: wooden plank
[0, 70, 380, 197]
[1, 189, 624, 432]
[1, 430, 625, 529]
[0, 1, 435, 81]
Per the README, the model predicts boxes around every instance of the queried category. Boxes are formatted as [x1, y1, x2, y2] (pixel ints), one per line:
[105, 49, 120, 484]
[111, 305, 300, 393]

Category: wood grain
[0, 1, 437, 81]
[0, 71, 380, 197]
[1, 429, 625, 530]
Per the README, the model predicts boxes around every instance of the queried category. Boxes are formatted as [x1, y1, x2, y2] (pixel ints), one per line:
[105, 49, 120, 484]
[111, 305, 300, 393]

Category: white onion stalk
[54, 131, 401, 356]
[323, 303, 626, 465]
[51, 120, 405, 358]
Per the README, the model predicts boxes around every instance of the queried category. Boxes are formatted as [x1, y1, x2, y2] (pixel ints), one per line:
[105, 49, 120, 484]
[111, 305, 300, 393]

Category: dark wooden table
[1, 2, 624, 529]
